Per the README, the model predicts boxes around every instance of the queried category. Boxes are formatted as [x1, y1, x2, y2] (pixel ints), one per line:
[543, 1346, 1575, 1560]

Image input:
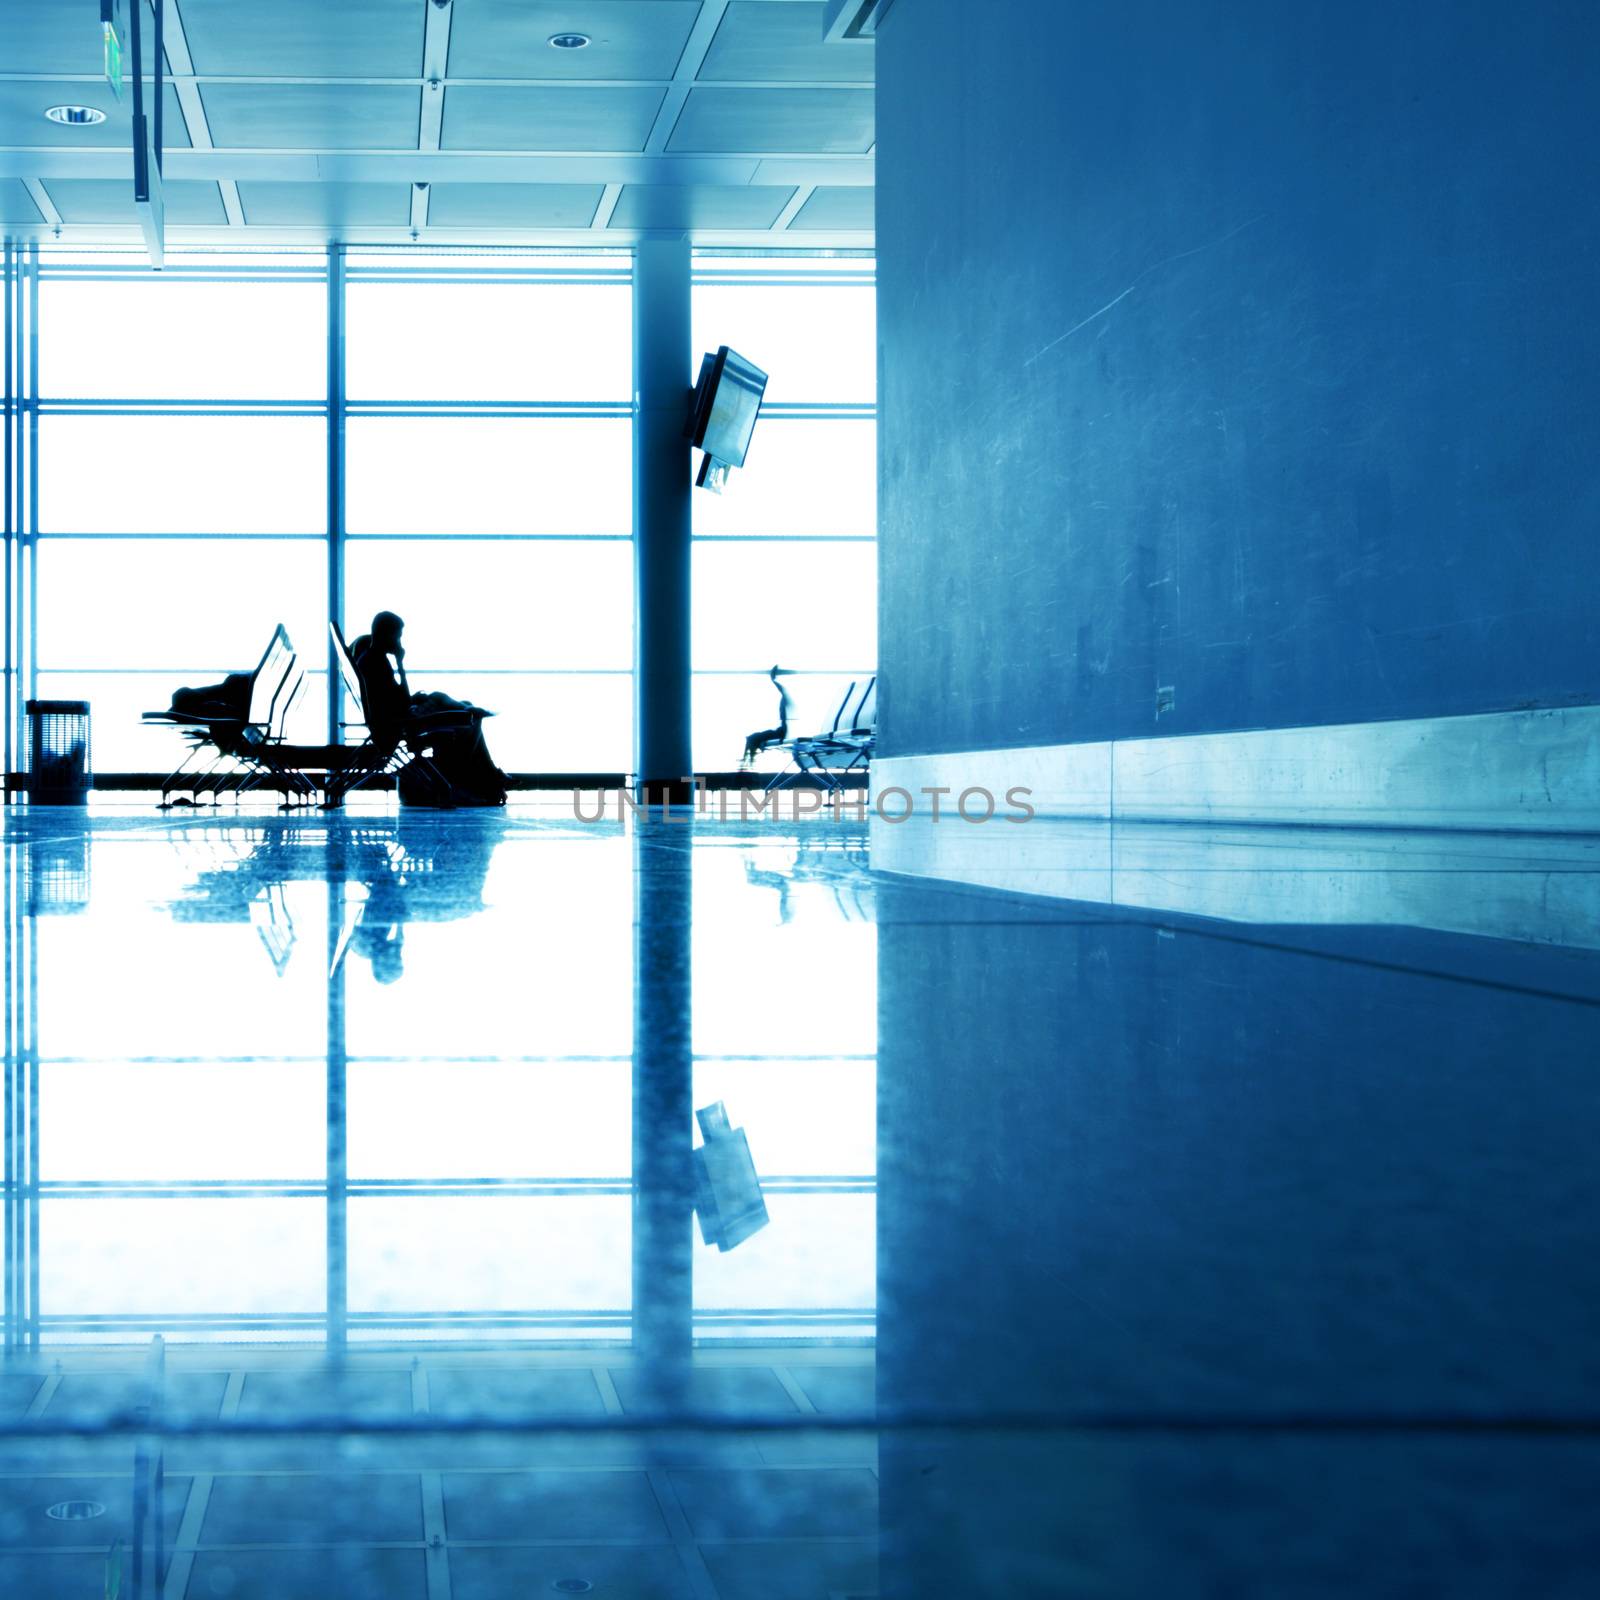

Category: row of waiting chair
[763, 675, 877, 793]
[142, 623, 461, 810]
[146, 628, 878, 807]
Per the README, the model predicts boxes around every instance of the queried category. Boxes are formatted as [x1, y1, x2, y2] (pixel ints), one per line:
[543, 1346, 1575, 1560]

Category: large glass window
[25, 248, 634, 775]
[32, 252, 330, 777]
[345, 417, 631, 537]
[691, 255, 877, 770]
[344, 271, 631, 403]
[39, 415, 328, 535]
[39, 267, 326, 401]
[343, 252, 633, 771]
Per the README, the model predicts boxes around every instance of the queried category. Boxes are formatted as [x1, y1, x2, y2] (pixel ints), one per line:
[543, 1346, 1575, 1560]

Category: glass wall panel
[347, 281, 630, 402]
[692, 541, 876, 673]
[38, 414, 327, 534]
[347, 1062, 630, 1181]
[42, 1198, 326, 1319]
[345, 538, 633, 769]
[693, 1195, 875, 1331]
[692, 281, 875, 404]
[692, 1059, 876, 1178]
[41, 1062, 326, 1183]
[690, 418, 875, 537]
[346, 416, 631, 536]
[423, 673, 631, 771]
[692, 256, 876, 777]
[693, 670, 862, 773]
[36, 537, 327, 670]
[344, 538, 631, 670]
[39, 276, 326, 400]
[348, 1197, 630, 1317]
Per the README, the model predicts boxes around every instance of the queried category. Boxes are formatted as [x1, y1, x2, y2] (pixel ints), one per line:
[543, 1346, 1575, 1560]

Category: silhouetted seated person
[350, 611, 507, 806]
[740, 664, 793, 768]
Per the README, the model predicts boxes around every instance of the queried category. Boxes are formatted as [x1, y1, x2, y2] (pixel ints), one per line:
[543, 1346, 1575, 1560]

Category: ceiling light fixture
[47, 1501, 107, 1521]
[548, 32, 591, 49]
[44, 105, 108, 126]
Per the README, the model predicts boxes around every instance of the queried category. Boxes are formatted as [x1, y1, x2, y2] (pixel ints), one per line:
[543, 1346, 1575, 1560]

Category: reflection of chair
[743, 835, 874, 923]
[167, 812, 505, 978]
[143, 626, 312, 808]
[766, 675, 877, 793]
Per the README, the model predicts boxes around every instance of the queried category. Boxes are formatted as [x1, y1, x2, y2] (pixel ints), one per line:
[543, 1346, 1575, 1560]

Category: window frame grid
[24, 247, 638, 771]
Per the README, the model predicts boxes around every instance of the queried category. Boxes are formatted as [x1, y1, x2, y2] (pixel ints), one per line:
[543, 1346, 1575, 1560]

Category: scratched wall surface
[876, 1, 1600, 758]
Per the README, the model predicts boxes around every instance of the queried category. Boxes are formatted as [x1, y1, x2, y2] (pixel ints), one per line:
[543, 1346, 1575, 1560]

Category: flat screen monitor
[689, 346, 768, 470]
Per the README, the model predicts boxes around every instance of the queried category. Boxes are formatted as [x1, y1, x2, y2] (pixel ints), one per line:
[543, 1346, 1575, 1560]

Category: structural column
[631, 829, 695, 1398]
[632, 237, 693, 800]
[326, 248, 346, 745]
[326, 870, 348, 1358]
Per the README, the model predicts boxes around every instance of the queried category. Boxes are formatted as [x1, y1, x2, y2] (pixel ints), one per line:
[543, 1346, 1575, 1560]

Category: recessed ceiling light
[548, 32, 591, 49]
[47, 1500, 107, 1521]
[45, 105, 107, 126]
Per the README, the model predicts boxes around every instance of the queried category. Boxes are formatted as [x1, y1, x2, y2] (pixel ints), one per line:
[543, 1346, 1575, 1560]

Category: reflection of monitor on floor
[688, 346, 768, 494]
[692, 1101, 769, 1251]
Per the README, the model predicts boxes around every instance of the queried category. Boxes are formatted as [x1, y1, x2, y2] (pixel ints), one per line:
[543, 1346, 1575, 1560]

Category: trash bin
[26, 699, 91, 805]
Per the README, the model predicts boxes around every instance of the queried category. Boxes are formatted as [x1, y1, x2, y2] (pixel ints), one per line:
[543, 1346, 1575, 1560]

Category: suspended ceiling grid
[0, 0, 876, 248]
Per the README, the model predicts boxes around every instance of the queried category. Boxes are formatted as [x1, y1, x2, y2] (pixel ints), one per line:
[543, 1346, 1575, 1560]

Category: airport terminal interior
[2, 2, 1598, 1597]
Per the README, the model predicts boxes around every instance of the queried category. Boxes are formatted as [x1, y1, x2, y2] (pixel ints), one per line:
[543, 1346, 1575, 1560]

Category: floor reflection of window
[18, 824, 647, 1346]
[691, 845, 878, 1342]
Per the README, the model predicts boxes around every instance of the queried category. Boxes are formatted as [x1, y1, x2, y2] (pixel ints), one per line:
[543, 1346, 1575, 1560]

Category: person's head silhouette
[371, 611, 405, 654]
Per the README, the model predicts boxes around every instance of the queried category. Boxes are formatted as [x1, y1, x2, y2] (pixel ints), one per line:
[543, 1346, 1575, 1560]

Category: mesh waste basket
[26, 699, 91, 804]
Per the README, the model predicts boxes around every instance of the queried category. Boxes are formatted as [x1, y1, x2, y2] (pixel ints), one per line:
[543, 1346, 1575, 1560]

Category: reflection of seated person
[350, 864, 408, 984]
[340, 813, 506, 983]
[171, 811, 505, 980]
[740, 664, 792, 767]
[350, 611, 507, 806]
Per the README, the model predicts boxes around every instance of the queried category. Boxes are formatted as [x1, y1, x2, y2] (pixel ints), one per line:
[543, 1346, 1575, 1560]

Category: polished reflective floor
[2, 803, 1597, 1597]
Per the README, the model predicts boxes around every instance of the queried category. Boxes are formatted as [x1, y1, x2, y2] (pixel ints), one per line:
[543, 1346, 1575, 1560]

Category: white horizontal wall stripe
[866, 817, 1600, 949]
[873, 704, 1600, 834]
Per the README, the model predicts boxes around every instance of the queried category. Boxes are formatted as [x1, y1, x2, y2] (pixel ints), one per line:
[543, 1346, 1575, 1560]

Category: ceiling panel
[609, 184, 796, 231]
[0, 81, 191, 148]
[238, 182, 412, 227]
[44, 178, 229, 225]
[426, 183, 605, 228]
[3, 0, 159, 75]
[789, 184, 873, 231]
[1, 180, 44, 225]
[700, 2, 874, 83]
[200, 84, 422, 150]
[181, 0, 424, 78]
[441, 86, 664, 152]
[668, 87, 873, 153]
[448, 1, 701, 81]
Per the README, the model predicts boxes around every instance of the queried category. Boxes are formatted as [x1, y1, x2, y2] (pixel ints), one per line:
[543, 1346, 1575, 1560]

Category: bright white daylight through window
[31, 250, 875, 779]
[16, 245, 878, 1352]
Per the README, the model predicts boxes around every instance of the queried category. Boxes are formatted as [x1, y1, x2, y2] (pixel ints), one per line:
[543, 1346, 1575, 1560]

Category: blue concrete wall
[876, 881, 1600, 1593]
[876, 1, 1600, 757]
